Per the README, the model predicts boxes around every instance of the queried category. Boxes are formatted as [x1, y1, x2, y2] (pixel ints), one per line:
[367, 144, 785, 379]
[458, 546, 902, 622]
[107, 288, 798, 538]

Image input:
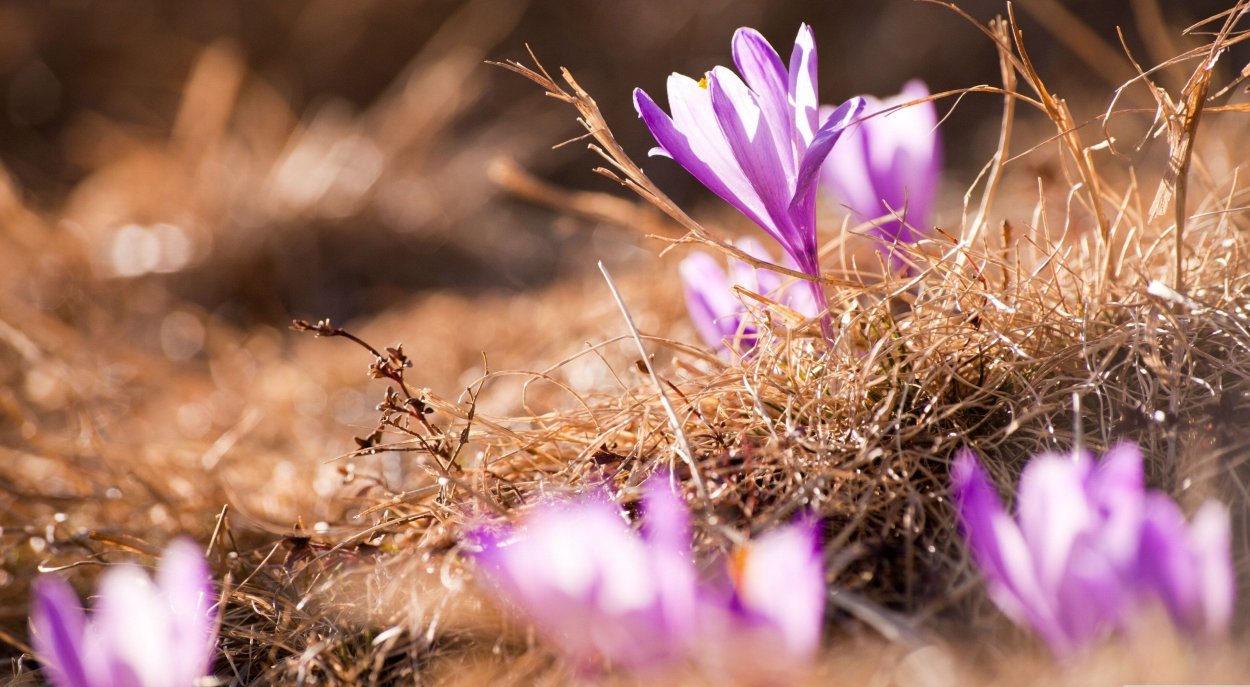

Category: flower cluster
[470, 478, 823, 676]
[635, 25, 940, 350]
[952, 442, 1235, 655]
[680, 237, 819, 354]
[634, 24, 864, 341]
[29, 538, 219, 687]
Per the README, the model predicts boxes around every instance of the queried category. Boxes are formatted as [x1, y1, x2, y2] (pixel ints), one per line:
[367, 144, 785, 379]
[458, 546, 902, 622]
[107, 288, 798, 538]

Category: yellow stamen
[729, 546, 750, 589]
[698, 74, 709, 90]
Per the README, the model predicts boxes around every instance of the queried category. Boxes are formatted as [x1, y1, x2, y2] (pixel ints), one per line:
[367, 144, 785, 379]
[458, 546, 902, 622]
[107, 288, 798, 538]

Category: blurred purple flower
[690, 519, 824, 683]
[820, 80, 940, 268]
[634, 25, 865, 340]
[472, 479, 827, 674]
[725, 519, 825, 660]
[952, 443, 1234, 655]
[29, 538, 218, 687]
[471, 481, 697, 671]
[1137, 494, 1235, 638]
[680, 237, 819, 354]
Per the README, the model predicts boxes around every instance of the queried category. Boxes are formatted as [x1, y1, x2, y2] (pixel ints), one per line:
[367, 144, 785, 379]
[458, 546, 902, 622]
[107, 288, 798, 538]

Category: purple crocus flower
[634, 25, 865, 341]
[680, 237, 819, 354]
[690, 519, 824, 683]
[819, 80, 940, 268]
[29, 538, 219, 687]
[952, 443, 1235, 655]
[472, 479, 828, 675]
[471, 481, 697, 671]
[1137, 495, 1235, 638]
[726, 519, 825, 659]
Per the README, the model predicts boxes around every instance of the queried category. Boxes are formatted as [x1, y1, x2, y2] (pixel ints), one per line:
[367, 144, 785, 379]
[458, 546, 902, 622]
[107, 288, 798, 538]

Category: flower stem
[807, 277, 833, 344]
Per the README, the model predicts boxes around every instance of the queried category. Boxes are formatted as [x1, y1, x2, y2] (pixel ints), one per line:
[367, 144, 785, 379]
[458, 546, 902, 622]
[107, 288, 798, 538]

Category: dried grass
[2, 1, 1250, 685]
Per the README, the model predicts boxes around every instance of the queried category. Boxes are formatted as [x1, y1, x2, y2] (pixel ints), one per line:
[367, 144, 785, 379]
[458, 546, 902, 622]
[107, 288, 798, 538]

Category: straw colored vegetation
[2, 1, 1250, 684]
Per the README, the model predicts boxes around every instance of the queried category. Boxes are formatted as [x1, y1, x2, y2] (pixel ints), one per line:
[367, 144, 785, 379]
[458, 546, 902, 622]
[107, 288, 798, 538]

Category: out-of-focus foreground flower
[29, 538, 219, 687]
[470, 479, 824, 675]
[681, 237, 819, 354]
[470, 482, 697, 670]
[952, 443, 1234, 655]
[722, 519, 825, 659]
[634, 24, 865, 341]
[820, 80, 940, 269]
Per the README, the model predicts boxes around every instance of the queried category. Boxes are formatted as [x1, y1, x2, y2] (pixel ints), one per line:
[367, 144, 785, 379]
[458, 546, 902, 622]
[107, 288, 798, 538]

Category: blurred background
[0, 0, 1240, 324]
[0, 0, 1246, 664]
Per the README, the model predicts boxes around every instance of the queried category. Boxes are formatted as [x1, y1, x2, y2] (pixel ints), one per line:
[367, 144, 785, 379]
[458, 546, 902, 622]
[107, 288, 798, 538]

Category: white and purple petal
[1138, 495, 1234, 638]
[731, 28, 795, 177]
[634, 83, 773, 236]
[471, 496, 686, 670]
[30, 541, 218, 687]
[97, 564, 178, 687]
[820, 81, 941, 254]
[793, 96, 865, 218]
[1014, 453, 1094, 594]
[641, 478, 699, 647]
[951, 450, 1067, 650]
[1137, 493, 1201, 632]
[1085, 442, 1146, 567]
[707, 66, 798, 252]
[787, 24, 819, 144]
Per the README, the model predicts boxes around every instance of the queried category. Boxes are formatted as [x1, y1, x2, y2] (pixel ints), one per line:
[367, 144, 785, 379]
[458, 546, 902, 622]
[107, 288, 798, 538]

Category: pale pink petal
[1085, 442, 1145, 566]
[1189, 500, 1234, 637]
[1014, 453, 1093, 593]
[156, 538, 217, 683]
[95, 565, 173, 687]
[728, 236, 772, 294]
[642, 478, 698, 647]
[680, 251, 744, 352]
[733, 521, 824, 660]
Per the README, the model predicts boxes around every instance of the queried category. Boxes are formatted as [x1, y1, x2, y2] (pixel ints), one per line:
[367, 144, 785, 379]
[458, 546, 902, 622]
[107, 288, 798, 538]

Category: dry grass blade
[597, 261, 706, 498]
[5, 3, 1250, 684]
[963, 18, 1019, 263]
[1142, 1, 1248, 289]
